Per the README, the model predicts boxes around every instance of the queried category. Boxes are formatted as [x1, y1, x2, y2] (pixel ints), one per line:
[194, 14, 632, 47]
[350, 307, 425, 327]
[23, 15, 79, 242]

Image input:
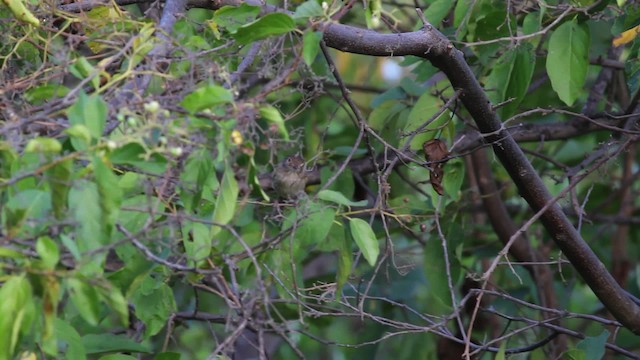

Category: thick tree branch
[321, 22, 640, 332]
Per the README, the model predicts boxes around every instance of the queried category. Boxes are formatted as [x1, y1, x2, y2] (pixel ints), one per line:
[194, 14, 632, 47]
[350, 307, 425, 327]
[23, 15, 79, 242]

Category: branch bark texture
[323, 23, 640, 332]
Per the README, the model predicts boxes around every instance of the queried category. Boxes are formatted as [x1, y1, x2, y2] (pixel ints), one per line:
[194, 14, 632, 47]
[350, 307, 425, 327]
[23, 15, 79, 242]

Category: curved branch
[322, 22, 640, 332]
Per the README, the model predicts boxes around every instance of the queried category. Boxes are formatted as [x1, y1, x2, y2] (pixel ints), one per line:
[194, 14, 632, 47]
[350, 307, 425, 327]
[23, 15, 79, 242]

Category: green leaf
[260, 105, 289, 140]
[349, 218, 379, 267]
[424, 0, 454, 25]
[46, 158, 72, 219]
[211, 162, 238, 236]
[69, 57, 100, 89]
[83, 334, 150, 354]
[443, 159, 465, 200]
[576, 330, 609, 360]
[565, 349, 586, 360]
[424, 237, 451, 313]
[403, 92, 449, 149]
[495, 341, 506, 360]
[55, 319, 87, 360]
[0, 275, 34, 360]
[97, 355, 138, 360]
[153, 352, 182, 360]
[212, 4, 260, 33]
[65, 125, 93, 150]
[546, 19, 590, 106]
[294, 0, 324, 19]
[67, 92, 108, 149]
[93, 155, 121, 241]
[183, 221, 212, 262]
[303, 30, 323, 66]
[130, 275, 177, 337]
[24, 137, 62, 153]
[96, 284, 129, 327]
[67, 278, 101, 326]
[368, 99, 406, 131]
[234, 13, 295, 45]
[284, 201, 336, 247]
[109, 142, 167, 175]
[37, 236, 60, 269]
[181, 149, 215, 212]
[70, 181, 106, 274]
[181, 84, 233, 113]
[318, 189, 367, 207]
[486, 43, 535, 119]
[336, 224, 352, 298]
[25, 84, 69, 104]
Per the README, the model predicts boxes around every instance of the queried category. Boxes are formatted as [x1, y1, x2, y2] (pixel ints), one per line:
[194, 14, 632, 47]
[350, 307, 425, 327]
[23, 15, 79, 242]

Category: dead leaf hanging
[422, 139, 449, 195]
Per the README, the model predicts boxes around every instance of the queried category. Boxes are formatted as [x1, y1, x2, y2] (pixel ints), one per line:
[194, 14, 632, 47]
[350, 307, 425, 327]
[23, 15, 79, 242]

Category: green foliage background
[1, 0, 640, 359]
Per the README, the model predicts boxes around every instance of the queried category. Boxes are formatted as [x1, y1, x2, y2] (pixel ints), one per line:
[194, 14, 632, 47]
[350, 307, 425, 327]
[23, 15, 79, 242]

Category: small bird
[271, 155, 308, 200]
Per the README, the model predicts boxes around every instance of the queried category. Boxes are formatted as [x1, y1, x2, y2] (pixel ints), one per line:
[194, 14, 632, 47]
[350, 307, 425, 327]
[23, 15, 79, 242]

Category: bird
[271, 155, 309, 200]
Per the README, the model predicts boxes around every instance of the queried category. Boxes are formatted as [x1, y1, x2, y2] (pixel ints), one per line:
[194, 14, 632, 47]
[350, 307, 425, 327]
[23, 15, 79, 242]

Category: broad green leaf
[349, 218, 379, 267]
[36, 236, 60, 269]
[234, 13, 295, 45]
[546, 19, 590, 106]
[67, 278, 101, 326]
[303, 30, 323, 66]
[453, 0, 472, 28]
[183, 221, 212, 262]
[211, 163, 238, 236]
[67, 92, 108, 149]
[565, 349, 586, 360]
[424, 237, 451, 313]
[212, 4, 260, 33]
[24, 84, 69, 104]
[130, 275, 177, 337]
[70, 181, 106, 274]
[181, 84, 233, 113]
[368, 99, 406, 131]
[153, 352, 181, 360]
[55, 319, 87, 360]
[65, 125, 92, 149]
[424, 0, 454, 25]
[443, 159, 465, 200]
[96, 284, 129, 327]
[83, 334, 150, 355]
[294, 0, 324, 19]
[283, 201, 336, 247]
[523, 11, 542, 35]
[0, 141, 17, 178]
[495, 341, 506, 360]
[46, 158, 72, 219]
[181, 149, 215, 212]
[24, 137, 62, 153]
[336, 224, 352, 298]
[69, 57, 100, 89]
[260, 105, 289, 140]
[109, 142, 167, 175]
[403, 92, 449, 149]
[576, 330, 609, 360]
[97, 355, 138, 360]
[318, 189, 367, 207]
[0, 275, 34, 360]
[93, 155, 122, 241]
[486, 43, 535, 119]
